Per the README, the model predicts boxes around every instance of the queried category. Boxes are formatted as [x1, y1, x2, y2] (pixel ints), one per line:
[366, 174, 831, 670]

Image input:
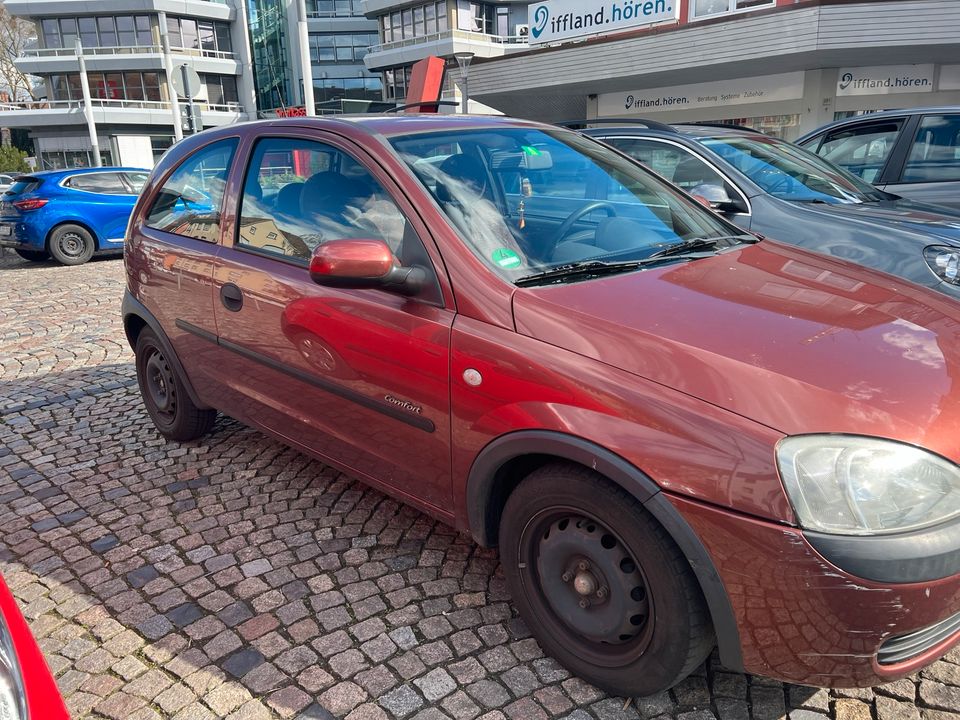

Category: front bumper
[670, 493, 960, 687]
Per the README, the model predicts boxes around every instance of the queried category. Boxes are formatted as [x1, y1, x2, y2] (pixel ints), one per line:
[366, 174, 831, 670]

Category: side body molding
[121, 289, 211, 409]
[465, 430, 744, 672]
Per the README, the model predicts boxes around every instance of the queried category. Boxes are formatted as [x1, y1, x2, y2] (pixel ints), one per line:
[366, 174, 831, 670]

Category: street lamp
[453, 52, 474, 114]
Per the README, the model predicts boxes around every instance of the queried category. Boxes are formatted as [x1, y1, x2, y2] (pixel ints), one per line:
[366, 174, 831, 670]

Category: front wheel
[499, 463, 714, 697]
[48, 224, 95, 265]
[135, 328, 217, 441]
[15, 248, 48, 262]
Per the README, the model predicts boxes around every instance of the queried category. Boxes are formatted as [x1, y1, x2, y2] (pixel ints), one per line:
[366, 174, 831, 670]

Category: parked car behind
[125, 115, 960, 696]
[0, 574, 70, 719]
[583, 121, 960, 300]
[0, 174, 16, 194]
[0, 167, 149, 265]
[798, 107, 960, 210]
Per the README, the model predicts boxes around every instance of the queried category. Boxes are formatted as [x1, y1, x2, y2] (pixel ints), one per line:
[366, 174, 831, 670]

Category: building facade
[361, 0, 530, 104]
[2, 0, 256, 169]
[464, 0, 960, 139]
[246, 0, 383, 115]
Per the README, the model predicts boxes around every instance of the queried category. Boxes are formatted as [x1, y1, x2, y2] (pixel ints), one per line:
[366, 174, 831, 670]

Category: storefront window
[701, 115, 801, 141]
[690, 0, 774, 21]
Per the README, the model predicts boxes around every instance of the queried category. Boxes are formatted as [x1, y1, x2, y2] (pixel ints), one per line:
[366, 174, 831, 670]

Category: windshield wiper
[515, 236, 758, 287]
[647, 234, 756, 259]
[515, 260, 644, 287]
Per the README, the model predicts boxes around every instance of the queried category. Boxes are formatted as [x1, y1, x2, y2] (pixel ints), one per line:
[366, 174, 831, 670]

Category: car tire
[135, 328, 217, 441]
[14, 249, 48, 262]
[48, 224, 95, 265]
[499, 462, 714, 697]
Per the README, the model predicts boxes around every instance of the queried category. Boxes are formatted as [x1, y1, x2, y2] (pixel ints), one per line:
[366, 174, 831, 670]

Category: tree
[0, 4, 39, 102]
[0, 144, 29, 172]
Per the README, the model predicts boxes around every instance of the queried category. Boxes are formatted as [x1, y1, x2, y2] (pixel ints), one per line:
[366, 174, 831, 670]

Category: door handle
[220, 283, 243, 312]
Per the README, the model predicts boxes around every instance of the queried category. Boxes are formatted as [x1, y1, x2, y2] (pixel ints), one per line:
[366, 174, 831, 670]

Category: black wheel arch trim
[466, 430, 744, 672]
[121, 290, 210, 409]
[805, 517, 960, 584]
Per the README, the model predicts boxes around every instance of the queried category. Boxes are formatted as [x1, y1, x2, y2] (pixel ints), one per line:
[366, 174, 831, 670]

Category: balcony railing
[0, 98, 243, 113]
[368, 29, 528, 54]
[21, 45, 236, 60]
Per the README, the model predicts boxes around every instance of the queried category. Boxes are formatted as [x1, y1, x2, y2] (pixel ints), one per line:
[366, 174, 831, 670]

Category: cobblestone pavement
[1, 250, 958, 720]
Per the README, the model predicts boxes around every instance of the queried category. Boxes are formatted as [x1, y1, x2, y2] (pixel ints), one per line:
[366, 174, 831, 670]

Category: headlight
[0, 612, 26, 720]
[924, 245, 960, 285]
[776, 435, 960, 535]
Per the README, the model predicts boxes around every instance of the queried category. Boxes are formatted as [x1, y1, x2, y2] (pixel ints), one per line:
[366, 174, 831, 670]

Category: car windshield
[389, 127, 745, 282]
[699, 135, 887, 204]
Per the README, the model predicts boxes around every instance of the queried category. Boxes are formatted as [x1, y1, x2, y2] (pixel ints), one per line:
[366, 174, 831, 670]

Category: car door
[64, 171, 140, 247]
[883, 113, 960, 210]
[602, 136, 752, 230]
[210, 130, 455, 512]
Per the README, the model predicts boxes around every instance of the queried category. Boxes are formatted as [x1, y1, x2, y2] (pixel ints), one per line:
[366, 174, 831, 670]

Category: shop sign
[526, 0, 678, 46]
[939, 65, 960, 91]
[597, 72, 804, 116]
[836, 65, 934, 96]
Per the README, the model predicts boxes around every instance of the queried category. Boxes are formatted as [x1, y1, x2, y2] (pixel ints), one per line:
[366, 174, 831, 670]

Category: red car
[0, 575, 69, 719]
[123, 115, 960, 696]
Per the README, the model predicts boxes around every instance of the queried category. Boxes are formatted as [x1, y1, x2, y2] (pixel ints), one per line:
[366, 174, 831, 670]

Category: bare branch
[0, 4, 40, 101]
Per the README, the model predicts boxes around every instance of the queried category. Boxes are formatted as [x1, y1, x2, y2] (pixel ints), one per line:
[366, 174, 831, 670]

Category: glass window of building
[116, 16, 137, 46]
[97, 17, 118, 46]
[137, 16, 153, 45]
[203, 75, 240, 106]
[167, 16, 232, 53]
[496, 6, 509, 36]
[59, 18, 78, 48]
[690, 0, 774, 20]
[310, 33, 377, 64]
[78, 18, 98, 48]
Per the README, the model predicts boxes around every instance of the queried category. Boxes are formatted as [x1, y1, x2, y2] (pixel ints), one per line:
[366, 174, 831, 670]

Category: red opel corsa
[124, 115, 960, 695]
[0, 575, 69, 719]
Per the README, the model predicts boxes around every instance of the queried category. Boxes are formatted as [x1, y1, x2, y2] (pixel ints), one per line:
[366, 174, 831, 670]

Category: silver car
[798, 107, 960, 211]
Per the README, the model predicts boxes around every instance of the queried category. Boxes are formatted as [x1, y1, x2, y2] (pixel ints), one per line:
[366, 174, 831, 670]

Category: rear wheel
[499, 463, 714, 697]
[48, 224, 95, 265]
[135, 328, 217, 441]
[14, 249, 48, 262]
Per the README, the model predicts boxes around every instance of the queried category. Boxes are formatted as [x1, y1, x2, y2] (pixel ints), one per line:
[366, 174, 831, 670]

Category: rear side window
[6, 178, 41, 195]
[815, 121, 904, 183]
[902, 114, 960, 183]
[146, 139, 237, 241]
[65, 172, 129, 195]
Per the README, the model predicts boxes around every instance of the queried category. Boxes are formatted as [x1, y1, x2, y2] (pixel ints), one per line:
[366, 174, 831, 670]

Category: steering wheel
[551, 201, 618, 255]
[755, 168, 793, 196]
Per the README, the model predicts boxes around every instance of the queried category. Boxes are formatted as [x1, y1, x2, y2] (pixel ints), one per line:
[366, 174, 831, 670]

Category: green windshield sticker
[521, 145, 542, 156]
[491, 248, 522, 269]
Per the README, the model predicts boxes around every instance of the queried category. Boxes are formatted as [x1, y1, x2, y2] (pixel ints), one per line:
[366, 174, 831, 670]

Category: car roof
[23, 166, 149, 180]
[580, 122, 762, 140]
[797, 106, 960, 141]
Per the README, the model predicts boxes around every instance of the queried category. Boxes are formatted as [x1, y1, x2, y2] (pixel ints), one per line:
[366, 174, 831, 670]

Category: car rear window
[6, 177, 41, 195]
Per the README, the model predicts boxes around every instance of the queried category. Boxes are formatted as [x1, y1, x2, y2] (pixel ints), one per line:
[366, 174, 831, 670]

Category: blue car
[0, 167, 149, 265]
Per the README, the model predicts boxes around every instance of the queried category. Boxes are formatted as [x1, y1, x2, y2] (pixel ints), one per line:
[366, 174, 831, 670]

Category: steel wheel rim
[57, 232, 85, 258]
[519, 506, 654, 666]
[144, 348, 177, 423]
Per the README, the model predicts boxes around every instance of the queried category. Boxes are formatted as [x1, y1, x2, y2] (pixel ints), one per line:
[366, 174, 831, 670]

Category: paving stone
[414, 667, 458, 701]
[379, 684, 425, 718]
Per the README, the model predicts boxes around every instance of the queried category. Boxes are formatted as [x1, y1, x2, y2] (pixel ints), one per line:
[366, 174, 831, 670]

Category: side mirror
[309, 238, 425, 297]
[689, 183, 744, 213]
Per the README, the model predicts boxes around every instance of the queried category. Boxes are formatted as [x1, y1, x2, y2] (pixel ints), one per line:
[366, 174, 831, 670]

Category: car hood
[513, 240, 960, 461]
[790, 197, 960, 243]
